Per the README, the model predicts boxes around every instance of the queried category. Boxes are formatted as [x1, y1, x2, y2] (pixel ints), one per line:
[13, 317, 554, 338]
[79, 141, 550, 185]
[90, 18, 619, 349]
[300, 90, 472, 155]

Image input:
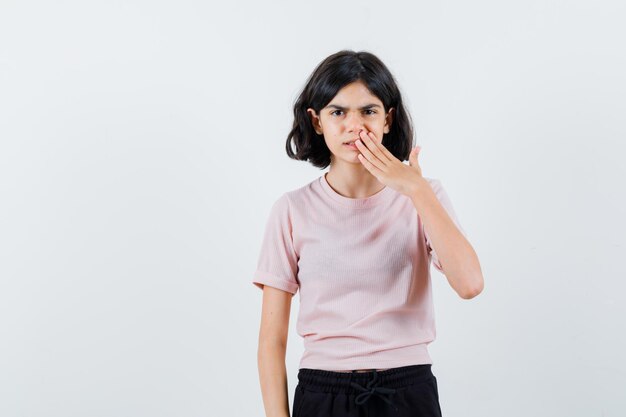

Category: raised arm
[411, 180, 484, 299]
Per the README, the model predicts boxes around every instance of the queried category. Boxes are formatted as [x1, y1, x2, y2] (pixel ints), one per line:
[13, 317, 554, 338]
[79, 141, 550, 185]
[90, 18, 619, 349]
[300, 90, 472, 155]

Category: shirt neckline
[319, 172, 394, 208]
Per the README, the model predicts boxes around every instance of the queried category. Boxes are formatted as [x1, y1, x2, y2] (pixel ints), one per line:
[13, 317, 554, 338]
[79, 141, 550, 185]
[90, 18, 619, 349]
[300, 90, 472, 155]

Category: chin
[342, 155, 362, 165]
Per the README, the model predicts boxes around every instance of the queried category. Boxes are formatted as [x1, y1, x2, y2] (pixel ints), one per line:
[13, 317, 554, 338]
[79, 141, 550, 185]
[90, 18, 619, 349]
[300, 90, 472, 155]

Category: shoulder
[282, 176, 319, 206]
[422, 176, 443, 192]
[420, 177, 457, 205]
[268, 177, 318, 214]
[267, 193, 291, 218]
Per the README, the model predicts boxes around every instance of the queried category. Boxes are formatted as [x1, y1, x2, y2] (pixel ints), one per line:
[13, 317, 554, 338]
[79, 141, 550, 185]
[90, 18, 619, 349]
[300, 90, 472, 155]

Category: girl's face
[307, 80, 394, 165]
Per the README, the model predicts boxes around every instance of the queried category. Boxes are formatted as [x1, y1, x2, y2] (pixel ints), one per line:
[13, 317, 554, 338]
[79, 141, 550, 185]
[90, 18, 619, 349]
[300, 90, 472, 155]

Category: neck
[325, 161, 386, 199]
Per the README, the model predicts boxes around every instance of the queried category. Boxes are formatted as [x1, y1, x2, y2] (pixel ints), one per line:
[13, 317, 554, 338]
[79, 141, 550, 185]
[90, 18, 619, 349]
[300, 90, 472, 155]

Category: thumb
[409, 145, 421, 166]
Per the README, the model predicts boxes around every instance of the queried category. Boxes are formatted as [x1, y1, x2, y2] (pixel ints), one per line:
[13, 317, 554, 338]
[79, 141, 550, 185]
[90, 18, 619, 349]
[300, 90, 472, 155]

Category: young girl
[253, 50, 484, 417]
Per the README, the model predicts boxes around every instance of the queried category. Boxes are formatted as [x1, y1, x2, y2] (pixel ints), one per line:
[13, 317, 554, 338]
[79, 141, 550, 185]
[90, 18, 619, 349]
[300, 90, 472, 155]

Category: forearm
[257, 341, 291, 417]
[410, 179, 483, 299]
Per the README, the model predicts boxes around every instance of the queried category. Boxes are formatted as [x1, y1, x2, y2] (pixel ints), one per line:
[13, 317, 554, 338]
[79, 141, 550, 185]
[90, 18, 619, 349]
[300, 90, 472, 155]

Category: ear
[383, 107, 395, 134]
[307, 108, 323, 135]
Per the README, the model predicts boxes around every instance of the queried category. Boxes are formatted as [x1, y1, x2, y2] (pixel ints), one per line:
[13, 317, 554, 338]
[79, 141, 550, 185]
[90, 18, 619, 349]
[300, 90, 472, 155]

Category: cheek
[367, 117, 385, 129]
[365, 121, 385, 136]
[326, 124, 343, 136]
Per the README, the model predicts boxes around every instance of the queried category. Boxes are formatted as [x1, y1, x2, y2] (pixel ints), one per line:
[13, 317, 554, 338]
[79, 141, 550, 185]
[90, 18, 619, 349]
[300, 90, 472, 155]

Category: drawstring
[349, 369, 399, 411]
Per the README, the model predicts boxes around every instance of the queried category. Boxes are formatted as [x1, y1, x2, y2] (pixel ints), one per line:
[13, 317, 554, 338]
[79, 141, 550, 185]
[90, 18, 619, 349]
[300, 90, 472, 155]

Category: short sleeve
[252, 194, 300, 295]
[423, 179, 467, 273]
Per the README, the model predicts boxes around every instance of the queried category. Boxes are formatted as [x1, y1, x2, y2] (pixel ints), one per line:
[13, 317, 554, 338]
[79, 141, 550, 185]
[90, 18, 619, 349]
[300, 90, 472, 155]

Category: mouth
[343, 141, 359, 150]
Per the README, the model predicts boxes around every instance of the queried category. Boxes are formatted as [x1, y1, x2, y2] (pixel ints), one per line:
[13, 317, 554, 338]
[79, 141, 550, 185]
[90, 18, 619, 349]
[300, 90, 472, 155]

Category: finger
[409, 146, 417, 166]
[366, 130, 396, 162]
[355, 137, 387, 172]
[410, 145, 422, 172]
[357, 153, 382, 175]
[360, 130, 392, 164]
[409, 145, 420, 162]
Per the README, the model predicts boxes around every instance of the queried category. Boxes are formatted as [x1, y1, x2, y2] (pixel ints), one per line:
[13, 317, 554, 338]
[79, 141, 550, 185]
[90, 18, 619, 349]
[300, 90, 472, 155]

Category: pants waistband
[298, 364, 434, 391]
[297, 364, 434, 411]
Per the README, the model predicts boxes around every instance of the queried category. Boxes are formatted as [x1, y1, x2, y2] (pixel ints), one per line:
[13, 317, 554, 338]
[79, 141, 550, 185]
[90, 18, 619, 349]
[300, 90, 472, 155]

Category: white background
[1, 0, 625, 416]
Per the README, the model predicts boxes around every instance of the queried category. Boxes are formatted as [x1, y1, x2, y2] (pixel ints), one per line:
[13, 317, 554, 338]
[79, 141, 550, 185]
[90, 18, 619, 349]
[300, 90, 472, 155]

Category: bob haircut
[286, 50, 414, 169]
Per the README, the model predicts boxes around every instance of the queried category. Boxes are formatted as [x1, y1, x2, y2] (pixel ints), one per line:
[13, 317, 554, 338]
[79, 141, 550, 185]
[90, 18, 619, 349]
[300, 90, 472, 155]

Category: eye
[329, 109, 376, 116]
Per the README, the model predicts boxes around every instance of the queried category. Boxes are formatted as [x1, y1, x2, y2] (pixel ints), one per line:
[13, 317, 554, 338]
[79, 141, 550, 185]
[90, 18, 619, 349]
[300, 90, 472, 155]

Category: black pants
[293, 364, 442, 417]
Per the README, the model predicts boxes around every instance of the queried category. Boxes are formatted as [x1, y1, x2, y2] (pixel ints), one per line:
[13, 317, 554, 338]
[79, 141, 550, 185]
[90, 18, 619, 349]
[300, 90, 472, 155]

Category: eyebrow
[324, 104, 382, 110]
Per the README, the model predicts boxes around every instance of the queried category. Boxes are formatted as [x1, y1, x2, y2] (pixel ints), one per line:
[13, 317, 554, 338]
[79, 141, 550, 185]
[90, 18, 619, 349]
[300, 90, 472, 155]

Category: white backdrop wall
[0, 0, 624, 416]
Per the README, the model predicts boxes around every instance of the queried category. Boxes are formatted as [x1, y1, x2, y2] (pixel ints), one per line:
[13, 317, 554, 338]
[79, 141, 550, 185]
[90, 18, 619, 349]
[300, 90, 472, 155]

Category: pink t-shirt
[252, 173, 466, 371]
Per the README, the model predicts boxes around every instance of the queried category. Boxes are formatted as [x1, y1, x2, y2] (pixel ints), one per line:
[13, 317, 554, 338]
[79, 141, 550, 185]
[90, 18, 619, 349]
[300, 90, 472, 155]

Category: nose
[345, 111, 365, 133]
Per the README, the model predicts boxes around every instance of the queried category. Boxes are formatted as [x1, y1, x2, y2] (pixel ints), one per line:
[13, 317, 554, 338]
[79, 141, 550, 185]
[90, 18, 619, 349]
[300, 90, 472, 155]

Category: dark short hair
[286, 50, 414, 169]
